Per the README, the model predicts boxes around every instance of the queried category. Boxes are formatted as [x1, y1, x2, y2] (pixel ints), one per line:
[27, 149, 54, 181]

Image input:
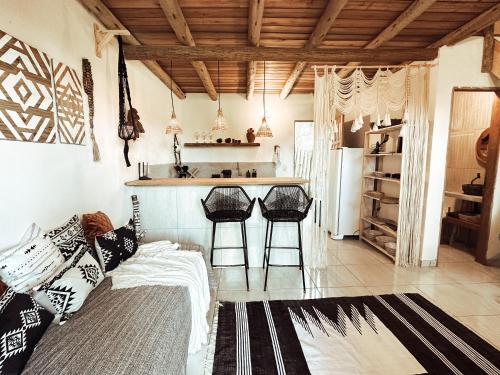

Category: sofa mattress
[23, 278, 191, 375]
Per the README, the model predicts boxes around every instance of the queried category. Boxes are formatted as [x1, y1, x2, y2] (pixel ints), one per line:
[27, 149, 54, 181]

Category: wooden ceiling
[96, 0, 500, 97]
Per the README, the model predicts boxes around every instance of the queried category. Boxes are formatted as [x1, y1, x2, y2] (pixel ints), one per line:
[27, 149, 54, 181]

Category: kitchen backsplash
[148, 162, 277, 178]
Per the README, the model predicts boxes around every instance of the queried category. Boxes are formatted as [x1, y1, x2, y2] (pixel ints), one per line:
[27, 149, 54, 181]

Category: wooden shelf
[361, 217, 397, 237]
[184, 142, 260, 147]
[364, 153, 402, 157]
[363, 194, 399, 204]
[444, 191, 482, 203]
[364, 175, 401, 184]
[366, 124, 403, 135]
[360, 236, 395, 261]
[125, 177, 307, 187]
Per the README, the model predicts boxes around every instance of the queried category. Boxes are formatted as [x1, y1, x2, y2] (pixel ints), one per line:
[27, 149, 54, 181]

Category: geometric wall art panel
[0, 30, 56, 143]
[52, 61, 85, 145]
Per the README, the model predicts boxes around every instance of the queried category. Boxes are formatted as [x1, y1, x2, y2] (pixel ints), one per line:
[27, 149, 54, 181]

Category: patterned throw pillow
[81, 211, 113, 249]
[0, 288, 54, 374]
[95, 220, 137, 273]
[0, 224, 65, 293]
[47, 215, 90, 260]
[33, 249, 104, 324]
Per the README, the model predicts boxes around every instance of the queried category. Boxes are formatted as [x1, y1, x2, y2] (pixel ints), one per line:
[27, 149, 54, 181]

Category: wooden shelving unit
[184, 142, 260, 147]
[359, 125, 403, 263]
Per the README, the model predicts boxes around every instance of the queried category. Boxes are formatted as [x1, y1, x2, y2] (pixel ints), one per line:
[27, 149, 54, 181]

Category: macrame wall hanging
[117, 36, 142, 167]
[82, 58, 100, 161]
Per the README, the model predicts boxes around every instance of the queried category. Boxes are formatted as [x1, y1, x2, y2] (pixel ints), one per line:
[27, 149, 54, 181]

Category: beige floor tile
[268, 287, 322, 300]
[319, 286, 371, 297]
[366, 285, 421, 295]
[218, 267, 266, 291]
[417, 283, 500, 316]
[217, 290, 270, 302]
[336, 248, 383, 265]
[437, 245, 475, 263]
[458, 315, 500, 349]
[439, 262, 498, 283]
[345, 263, 415, 286]
[383, 264, 458, 285]
[264, 267, 315, 290]
[308, 265, 363, 288]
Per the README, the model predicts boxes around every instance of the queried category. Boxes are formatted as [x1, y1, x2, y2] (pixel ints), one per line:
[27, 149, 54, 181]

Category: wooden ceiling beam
[158, 0, 217, 100]
[123, 45, 438, 62]
[77, 0, 186, 99]
[427, 3, 500, 48]
[337, 0, 438, 77]
[280, 0, 348, 99]
[247, 0, 265, 100]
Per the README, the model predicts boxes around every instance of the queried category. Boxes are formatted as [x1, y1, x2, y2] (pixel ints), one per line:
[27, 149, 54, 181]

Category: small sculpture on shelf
[246, 128, 256, 143]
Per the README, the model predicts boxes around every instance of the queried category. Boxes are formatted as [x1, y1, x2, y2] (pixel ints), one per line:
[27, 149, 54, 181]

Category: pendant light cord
[263, 61, 266, 116]
[170, 60, 174, 114]
[217, 61, 221, 111]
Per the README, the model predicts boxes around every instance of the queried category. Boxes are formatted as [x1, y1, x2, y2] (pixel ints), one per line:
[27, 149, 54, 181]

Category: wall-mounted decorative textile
[53, 60, 85, 145]
[0, 30, 56, 143]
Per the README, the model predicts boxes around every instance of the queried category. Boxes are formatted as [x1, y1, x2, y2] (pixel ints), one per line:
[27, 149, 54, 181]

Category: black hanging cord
[170, 60, 174, 114]
[217, 61, 221, 111]
[118, 36, 135, 167]
[263, 61, 266, 116]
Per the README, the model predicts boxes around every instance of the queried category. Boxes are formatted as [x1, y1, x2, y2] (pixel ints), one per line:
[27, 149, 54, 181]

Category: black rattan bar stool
[259, 185, 313, 292]
[201, 186, 255, 291]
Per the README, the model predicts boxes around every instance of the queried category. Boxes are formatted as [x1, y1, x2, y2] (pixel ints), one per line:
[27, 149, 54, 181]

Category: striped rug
[208, 294, 500, 375]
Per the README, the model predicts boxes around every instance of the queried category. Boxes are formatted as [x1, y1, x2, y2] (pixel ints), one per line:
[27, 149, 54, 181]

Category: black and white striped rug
[209, 294, 500, 374]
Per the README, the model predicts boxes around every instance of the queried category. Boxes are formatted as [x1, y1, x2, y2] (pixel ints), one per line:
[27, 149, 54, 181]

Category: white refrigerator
[328, 147, 363, 240]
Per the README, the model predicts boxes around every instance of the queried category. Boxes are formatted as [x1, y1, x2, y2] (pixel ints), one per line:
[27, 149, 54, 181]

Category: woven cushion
[81, 212, 113, 249]
[0, 224, 65, 293]
[46, 215, 90, 260]
[0, 288, 54, 374]
[33, 249, 104, 324]
[0, 281, 6, 295]
[95, 220, 137, 273]
[207, 209, 251, 223]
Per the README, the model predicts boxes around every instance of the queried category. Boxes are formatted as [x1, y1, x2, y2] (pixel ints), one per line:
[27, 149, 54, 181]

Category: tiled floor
[187, 239, 500, 374]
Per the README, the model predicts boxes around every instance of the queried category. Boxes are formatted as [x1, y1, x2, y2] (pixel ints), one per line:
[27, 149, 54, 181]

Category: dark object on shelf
[251, 169, 257, 178]
[211, 174, 221, 178]
[201, 186, 256, 290]
[221, 169, 232, 178]
[246, 170, 251, 178]
[184, 142, 260, 147]
[397, 136, 403, 153]
[117, 36, 140, 167]
[174, 165, 189, 178]
[391, 173, 401, 179]
[447, 211, 460, 219]
[476, 128, 489, 168]
[224, 138, 231, 143]
[259, 185, 313, 292]
[216, 138, 223, 143]
[371, 134, 390, 154]
[246, 128, 256, 143]
[138, 162, 151, 180]
[462, 173, 483, 196]
[173, 134, 182, 166]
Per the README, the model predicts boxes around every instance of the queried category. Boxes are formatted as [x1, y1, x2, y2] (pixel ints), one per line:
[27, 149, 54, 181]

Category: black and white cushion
[46, 215, 90, 260]
[0, 288, 54, 374]
[95, 220, 138, 273]
[0, 224, 65, 293]
[33, 249, 104, 324]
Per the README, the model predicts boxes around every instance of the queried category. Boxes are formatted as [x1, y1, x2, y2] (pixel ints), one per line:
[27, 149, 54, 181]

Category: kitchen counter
[125, 177, 308, 186]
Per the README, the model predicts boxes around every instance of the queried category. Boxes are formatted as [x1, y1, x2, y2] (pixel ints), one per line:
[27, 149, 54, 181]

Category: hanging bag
[117, 36, 138, 167]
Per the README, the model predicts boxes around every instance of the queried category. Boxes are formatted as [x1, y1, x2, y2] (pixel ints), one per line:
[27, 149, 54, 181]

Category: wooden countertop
[125, 177, 309, 186]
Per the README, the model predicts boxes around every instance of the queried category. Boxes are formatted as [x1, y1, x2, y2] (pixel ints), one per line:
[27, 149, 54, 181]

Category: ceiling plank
[247, 0, 265, 100]
[337, 0, 438, 77]
[158, 0, 217, 100]
[77, 0, 186, 99]
[123, 45, 439, 62]
[280, 0, 348, 99]
[427, 3, 500, 48]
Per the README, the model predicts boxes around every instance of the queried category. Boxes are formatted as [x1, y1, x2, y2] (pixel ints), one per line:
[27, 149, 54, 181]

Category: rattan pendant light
[256, 61, 273, 137]
[212, 61, 228, 131]
[166, 61, 182, 135]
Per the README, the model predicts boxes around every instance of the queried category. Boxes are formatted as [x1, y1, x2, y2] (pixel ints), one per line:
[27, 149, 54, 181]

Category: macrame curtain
[311, 65, 430, 268]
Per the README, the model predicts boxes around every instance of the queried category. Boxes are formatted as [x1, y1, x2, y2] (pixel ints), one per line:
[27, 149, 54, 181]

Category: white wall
[0, 0, 313, 248]
[421, 37, 499, 262]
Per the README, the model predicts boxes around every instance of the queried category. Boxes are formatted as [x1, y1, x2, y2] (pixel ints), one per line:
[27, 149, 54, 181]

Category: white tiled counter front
[127, 183, 311, 267]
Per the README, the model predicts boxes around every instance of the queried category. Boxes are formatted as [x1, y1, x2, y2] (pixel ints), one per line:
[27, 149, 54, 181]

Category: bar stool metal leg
[210, 222, 216, 267]
[240, 221, 249, 291]
[262, 219, 270, 269]
[264, 221, 274, 291]
[298, 221, 305, 292]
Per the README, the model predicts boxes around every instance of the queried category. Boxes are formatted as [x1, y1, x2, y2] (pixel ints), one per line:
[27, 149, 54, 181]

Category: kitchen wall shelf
[444, 190, 483, 203]
[184, 142, 260, 147]
[360, 125, 403, 264]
